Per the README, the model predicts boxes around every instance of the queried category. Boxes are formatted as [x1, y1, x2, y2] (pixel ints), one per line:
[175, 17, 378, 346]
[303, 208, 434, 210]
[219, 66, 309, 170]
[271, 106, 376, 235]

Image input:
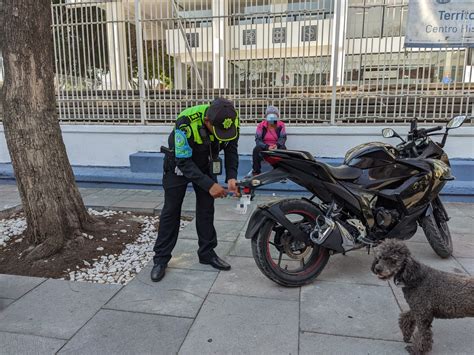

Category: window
[185, 33, 199, 48]
[177, 9, 212, 28]
[243, 29, 257, 45]
[347, 1, 408, 39]
[301, 25, 317, 42]
[272, 28, 286, 44]
[382, 5, 408, 36]
[287, 0, 334, 20]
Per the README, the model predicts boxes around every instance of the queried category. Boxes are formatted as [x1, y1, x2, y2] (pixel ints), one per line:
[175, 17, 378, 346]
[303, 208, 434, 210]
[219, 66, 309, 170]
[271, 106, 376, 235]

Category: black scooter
[237, 116, 468, 287]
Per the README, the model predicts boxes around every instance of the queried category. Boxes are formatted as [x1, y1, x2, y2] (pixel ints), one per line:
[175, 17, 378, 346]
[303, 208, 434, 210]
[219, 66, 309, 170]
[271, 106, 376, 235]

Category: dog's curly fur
[372, 239, 474, 354]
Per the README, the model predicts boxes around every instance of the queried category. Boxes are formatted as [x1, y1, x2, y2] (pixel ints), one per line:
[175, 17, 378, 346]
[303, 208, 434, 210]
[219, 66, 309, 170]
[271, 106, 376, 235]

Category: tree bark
[0, 0, 95, 260]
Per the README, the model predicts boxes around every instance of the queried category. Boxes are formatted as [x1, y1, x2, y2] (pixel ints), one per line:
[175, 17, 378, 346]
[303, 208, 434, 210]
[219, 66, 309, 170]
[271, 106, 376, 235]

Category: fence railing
[0, 0, 473, 126]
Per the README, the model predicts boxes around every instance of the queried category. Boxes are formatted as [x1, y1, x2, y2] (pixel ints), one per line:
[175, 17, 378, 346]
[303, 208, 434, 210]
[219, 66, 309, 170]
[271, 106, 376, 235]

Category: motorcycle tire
[420, 199, 453, 258]
[251, 199, 330, 287]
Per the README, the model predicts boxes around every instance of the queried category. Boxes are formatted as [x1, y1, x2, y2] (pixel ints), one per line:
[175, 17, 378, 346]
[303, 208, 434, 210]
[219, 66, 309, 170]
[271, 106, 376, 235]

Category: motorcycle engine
[375, 208, 399, 229]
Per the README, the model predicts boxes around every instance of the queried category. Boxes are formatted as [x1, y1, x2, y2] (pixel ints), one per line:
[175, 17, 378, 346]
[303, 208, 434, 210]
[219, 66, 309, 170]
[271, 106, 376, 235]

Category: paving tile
[455, 257, 474, 275]
[126, 189, 164, 197]
[445, 216, 474, 235]
[179, 293, 299, 355]
[78, 187, 104, 197]
[318, 250, 388, 286]
[105, 267, 217, 318]
[108, 199, 162, 212]
[181, 194, 197, 212]
[117, 194, 164, 203]
[404, 242, 468, 274]
[300, 282, 401, 341]
[388, 280, 409, 311]
[0, 274, 45, 299]
[430, 318, 474, 354]
[0, 200, 21, 211]
[228, 234, 253, 258]
[179, 219, 246, 242]
[0, 298, 14, 311]
[451, 234, 474, 258]
[409, 232, 474, 258]
[59, 309, 192, 355]
[210, 256, 300, 301]
[82, 195, 127, 208]
[299, 332, 404, 355]
[445, 203, 473, 219]
[407, 229, 429, 243]
[167, 239, 234, 272]
[213, 205, 251, 221]
[0, 332, 65, 355]
[0, 279, 120, 339]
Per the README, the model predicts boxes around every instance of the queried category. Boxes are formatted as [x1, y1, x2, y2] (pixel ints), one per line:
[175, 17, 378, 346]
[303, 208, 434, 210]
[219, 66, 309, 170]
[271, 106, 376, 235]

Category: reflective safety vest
[175, 104, 240, 145]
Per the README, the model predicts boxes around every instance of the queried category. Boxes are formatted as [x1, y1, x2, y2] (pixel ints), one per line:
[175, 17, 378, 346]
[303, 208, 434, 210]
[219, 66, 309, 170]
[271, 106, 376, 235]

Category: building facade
[0, 0, 473, 125]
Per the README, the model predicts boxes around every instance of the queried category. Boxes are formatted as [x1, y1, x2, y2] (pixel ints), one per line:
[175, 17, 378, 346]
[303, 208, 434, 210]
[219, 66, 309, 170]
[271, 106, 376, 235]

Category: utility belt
[160, 146, 222, 176]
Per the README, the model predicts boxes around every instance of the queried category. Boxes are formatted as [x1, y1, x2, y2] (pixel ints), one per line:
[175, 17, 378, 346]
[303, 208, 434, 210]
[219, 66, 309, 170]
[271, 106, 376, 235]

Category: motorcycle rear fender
[244, 201, 308, 242]
[245, 208, 270, 240]
[238, 167, 290, 190]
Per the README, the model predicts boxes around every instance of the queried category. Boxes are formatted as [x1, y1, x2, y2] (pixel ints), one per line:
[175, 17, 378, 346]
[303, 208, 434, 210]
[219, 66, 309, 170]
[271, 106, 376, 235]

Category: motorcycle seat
[326, 164, 361, 180]
[278, 150, 315, 161]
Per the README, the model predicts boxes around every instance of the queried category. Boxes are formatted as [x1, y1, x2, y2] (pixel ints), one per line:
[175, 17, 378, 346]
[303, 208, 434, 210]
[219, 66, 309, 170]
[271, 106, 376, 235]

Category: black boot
[150, 264, 167, 282]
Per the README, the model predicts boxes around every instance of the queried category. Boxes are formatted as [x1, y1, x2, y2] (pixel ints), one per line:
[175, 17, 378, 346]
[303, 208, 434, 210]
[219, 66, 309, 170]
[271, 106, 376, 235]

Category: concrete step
[1, 157, 472, 202]
[129, 151, 472, 181]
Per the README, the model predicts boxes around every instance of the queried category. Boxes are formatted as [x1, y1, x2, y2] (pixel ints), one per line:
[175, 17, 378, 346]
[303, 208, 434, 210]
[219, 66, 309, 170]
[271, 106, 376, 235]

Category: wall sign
[405, 0, 474, 48]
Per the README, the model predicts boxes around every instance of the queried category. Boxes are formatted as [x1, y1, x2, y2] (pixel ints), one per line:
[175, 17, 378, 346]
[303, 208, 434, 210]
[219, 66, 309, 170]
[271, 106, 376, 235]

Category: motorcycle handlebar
[423, 125, 443, 134]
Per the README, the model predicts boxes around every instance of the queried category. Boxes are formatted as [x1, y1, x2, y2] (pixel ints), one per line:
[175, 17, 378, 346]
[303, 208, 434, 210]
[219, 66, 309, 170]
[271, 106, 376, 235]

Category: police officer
[151, 98, 239, 282]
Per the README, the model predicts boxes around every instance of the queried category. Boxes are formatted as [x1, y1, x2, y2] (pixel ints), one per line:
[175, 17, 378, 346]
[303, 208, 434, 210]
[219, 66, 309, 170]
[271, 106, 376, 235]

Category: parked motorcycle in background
[237, 116, 468, 287]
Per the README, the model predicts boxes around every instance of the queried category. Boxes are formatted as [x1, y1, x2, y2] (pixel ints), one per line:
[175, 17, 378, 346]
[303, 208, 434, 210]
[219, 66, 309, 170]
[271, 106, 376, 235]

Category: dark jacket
[166, 105, 239, 191]
[255, 120, 287, 150]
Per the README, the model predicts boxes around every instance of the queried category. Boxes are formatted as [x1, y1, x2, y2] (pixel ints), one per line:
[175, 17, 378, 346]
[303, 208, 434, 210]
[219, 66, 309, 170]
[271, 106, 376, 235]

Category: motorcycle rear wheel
[420, 198, 453, 258]
[251, 199, 330, 287]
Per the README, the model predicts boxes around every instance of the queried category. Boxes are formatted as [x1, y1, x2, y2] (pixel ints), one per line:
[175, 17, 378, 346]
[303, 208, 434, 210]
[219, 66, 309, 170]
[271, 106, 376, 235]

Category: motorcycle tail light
[243, 187, 251, 194]
[264, 156, 283, 165]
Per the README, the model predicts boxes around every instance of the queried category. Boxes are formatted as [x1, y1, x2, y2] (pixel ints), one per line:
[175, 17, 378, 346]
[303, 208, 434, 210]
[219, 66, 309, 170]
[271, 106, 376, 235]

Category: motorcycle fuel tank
[344, 142, 398, 169]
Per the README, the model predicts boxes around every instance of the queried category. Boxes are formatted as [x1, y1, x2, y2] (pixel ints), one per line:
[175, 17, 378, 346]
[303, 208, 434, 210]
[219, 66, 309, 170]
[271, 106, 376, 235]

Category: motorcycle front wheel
[420, 197, 453, 258]
[251, 199, 330, 287]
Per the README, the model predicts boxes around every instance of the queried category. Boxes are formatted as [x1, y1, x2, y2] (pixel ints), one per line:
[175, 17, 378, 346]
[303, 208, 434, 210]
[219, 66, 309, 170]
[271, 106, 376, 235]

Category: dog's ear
[396, 256, 423, 286]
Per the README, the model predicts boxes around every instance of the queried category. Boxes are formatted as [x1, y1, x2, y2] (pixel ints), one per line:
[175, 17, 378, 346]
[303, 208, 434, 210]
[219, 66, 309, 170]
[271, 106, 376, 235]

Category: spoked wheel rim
[264, 210, 326, 277]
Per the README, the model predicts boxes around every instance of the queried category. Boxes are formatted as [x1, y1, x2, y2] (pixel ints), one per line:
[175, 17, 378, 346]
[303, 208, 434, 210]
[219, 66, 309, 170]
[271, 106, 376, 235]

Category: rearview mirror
[447, 116, 467, 129]
[382, 128, 396, 138]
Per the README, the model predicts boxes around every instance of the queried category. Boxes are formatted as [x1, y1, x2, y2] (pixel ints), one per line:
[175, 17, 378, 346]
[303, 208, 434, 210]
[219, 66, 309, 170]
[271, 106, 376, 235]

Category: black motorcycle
[237, 116, 468, 287]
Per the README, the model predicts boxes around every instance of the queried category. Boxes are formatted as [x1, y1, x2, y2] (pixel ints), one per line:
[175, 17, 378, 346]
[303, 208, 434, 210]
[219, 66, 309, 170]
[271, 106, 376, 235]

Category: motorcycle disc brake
[281, 233, 312, 260]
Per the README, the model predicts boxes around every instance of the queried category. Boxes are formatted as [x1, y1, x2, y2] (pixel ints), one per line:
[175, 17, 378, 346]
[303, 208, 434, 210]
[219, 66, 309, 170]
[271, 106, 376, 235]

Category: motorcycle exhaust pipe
[310, 216, 356, 253]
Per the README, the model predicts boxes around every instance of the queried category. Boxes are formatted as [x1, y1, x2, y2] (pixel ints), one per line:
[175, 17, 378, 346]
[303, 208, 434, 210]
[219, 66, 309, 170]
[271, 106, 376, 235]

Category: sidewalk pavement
[0, 184, 473, 354]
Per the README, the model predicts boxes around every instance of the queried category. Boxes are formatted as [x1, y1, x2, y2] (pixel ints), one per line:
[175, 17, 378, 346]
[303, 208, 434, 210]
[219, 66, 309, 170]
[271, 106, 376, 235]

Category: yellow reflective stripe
[191, 121, 203, 145]
[212, 126, 238, 142]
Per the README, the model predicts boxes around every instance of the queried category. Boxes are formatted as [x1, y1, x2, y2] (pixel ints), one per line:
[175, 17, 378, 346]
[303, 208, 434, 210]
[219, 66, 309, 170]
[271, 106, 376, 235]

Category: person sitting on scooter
[252, 105, 287, 175]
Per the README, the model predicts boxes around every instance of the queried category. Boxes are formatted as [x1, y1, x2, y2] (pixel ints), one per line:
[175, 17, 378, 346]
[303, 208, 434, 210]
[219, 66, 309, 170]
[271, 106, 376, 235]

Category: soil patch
[0, 211, 146, 279]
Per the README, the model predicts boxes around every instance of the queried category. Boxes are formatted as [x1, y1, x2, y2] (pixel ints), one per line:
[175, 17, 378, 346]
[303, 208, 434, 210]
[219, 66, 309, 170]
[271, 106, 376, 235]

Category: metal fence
[0, 0, 473, 125]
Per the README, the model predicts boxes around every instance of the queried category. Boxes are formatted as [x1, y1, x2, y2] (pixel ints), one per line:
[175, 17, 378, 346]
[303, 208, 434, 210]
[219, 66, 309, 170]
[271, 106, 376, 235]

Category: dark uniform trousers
[153, 170, 218, 265]
[252, 145, 266, 174]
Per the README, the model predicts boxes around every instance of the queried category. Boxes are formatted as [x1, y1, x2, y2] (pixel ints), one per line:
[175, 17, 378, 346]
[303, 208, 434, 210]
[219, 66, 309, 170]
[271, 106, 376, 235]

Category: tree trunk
[0, 0, 95, 260]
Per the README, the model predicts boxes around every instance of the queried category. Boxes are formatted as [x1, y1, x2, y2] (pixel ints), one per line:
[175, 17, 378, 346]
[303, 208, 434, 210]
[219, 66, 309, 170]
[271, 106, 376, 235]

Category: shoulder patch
[175, 129, 192, 158]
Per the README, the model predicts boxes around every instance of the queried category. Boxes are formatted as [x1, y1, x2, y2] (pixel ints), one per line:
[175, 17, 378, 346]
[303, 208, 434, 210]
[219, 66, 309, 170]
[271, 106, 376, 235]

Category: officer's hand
[227, 179, 240, 197]
[209, 183, 227, 199]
